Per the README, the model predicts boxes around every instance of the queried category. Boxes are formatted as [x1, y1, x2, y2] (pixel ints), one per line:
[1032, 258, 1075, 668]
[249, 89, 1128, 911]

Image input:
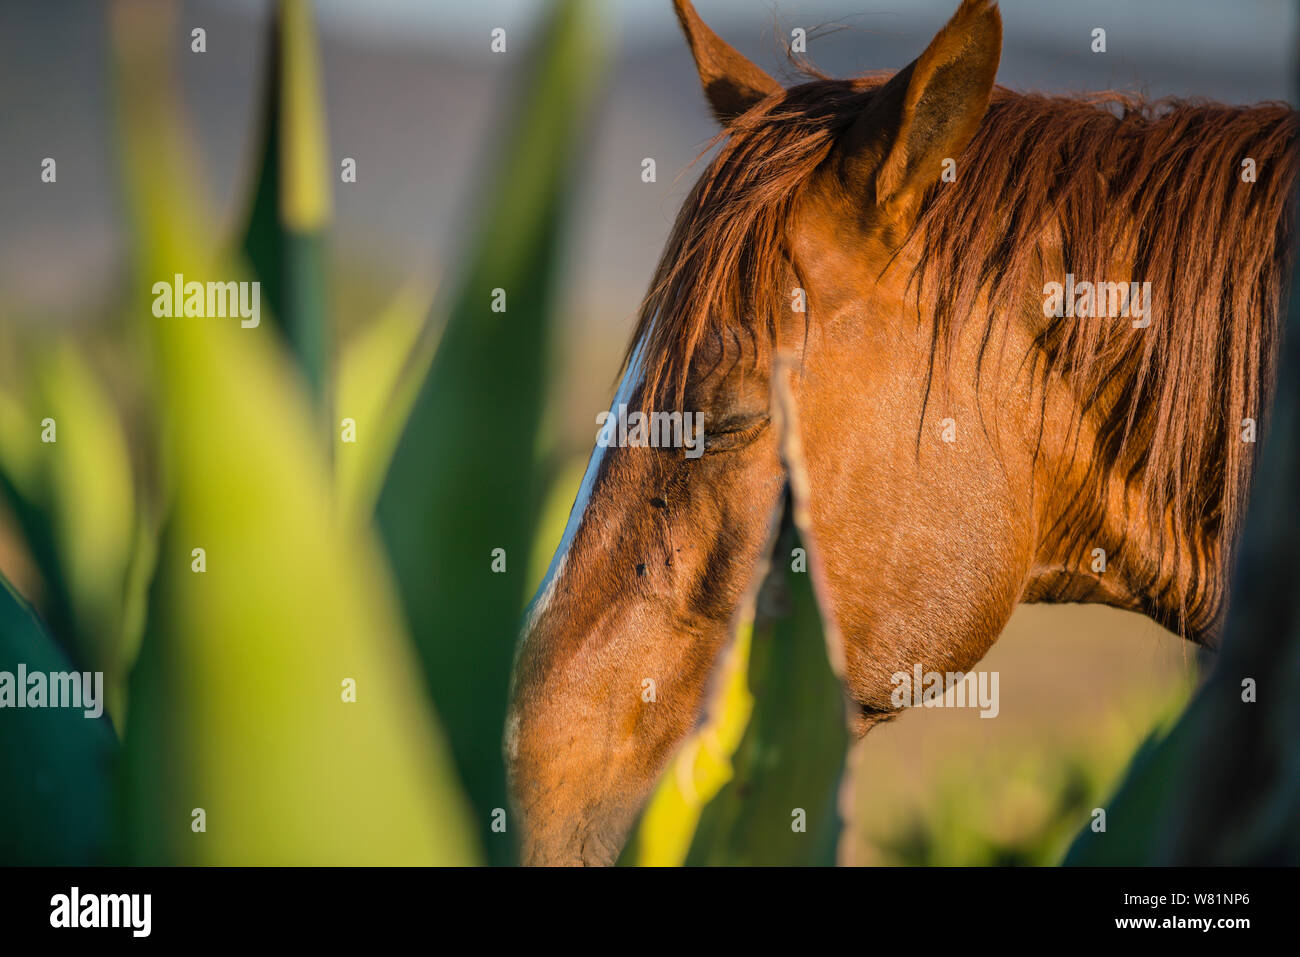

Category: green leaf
[334, 279, 438, 520]
[0, 574, 117, 864]
[119, 328, 482, 862]
[111, 2, 480, 866]
[0, 344, 139, 726]
[239, 0, 332, 406]
[683, 498, 850, 866]
[373, 0, 606, 865]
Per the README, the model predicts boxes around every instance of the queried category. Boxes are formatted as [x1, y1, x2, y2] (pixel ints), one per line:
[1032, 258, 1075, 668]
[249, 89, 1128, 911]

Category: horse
[505, 0, 1298, 865]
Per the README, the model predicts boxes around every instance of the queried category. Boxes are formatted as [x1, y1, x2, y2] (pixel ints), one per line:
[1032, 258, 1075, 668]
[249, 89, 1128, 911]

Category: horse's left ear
[848, 0, 1002, 223]
[673, 0, 781, 125]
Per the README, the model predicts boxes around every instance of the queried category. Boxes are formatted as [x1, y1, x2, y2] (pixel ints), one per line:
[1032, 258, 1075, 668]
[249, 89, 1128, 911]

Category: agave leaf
[239, 0, 332, 406]
[335, 279, 438, 520]
[0, 344, 137, 726]
[110, 0, 479, 865]
[683, 497, 851, 866]
[373, 0, 606, 864]
[0, 573, 117, 864]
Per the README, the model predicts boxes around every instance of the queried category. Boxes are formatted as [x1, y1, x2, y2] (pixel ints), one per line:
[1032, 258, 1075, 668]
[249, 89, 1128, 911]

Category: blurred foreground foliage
[0, 0, 602, 866]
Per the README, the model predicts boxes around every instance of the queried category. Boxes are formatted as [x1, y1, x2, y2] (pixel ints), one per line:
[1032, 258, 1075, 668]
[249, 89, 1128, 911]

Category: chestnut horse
[506, 0, 1297, 865]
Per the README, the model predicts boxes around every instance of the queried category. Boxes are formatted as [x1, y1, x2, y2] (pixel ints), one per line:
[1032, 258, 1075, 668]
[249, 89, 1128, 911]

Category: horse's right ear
[844, 0, 1002, 225]
[673, 0, 780, 125]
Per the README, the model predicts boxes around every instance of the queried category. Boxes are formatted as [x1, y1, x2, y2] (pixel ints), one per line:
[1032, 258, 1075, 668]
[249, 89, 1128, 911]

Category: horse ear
[852, 0, 1002, 220]
[673, 0, 781, 124]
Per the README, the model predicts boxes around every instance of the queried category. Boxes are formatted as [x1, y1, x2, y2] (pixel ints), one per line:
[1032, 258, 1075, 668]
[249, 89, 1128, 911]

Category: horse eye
[704, 413, 770, 453]
[712, 411, 770, 434]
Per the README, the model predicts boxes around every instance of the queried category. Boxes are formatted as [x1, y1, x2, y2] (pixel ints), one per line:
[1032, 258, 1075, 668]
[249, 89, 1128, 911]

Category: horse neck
[1023, 421, 1229, 644]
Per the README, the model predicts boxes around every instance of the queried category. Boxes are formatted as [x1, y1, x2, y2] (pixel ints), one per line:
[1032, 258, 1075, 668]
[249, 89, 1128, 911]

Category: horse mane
[628, 75, 871, 413]
[917, 87, 1297, 624]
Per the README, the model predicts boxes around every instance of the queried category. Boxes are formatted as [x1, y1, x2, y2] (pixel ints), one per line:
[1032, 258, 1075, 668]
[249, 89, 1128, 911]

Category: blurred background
[0, 0, 1294, 865]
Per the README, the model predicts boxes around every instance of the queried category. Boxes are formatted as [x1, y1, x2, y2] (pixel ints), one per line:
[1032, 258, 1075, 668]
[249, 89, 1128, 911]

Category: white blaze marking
[522, 335, 648, 635]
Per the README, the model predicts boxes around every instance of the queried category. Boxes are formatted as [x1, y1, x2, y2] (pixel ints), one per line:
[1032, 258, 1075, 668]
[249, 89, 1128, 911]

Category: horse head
[506, 0, 1292, 865]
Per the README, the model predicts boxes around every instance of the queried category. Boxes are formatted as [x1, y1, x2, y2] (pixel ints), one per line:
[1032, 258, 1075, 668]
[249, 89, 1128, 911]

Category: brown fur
[508, 0, 1297, 865]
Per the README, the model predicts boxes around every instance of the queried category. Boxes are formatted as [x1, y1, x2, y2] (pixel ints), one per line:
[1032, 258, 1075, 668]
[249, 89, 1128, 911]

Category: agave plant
[0, 0, 606, 867]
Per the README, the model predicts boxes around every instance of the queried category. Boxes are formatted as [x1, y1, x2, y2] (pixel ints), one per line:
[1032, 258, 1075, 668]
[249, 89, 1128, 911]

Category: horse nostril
[636, 563, 647, 577]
